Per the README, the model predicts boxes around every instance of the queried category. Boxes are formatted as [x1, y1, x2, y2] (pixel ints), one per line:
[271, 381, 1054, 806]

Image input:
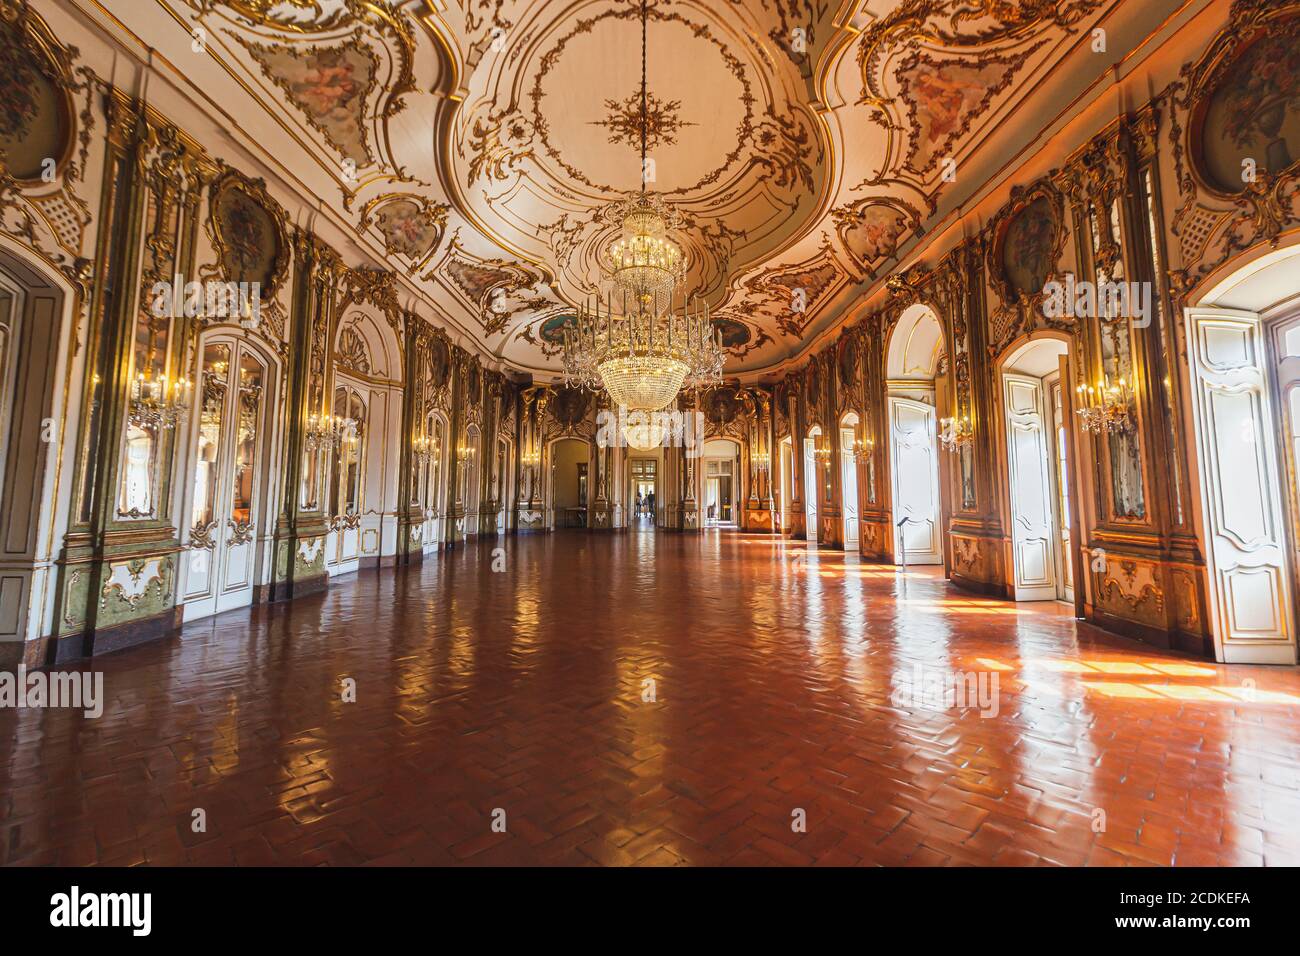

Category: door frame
[180, 333, 281, 621]
[885, 393, 943, 565]
[1184, 305, 1297, 664]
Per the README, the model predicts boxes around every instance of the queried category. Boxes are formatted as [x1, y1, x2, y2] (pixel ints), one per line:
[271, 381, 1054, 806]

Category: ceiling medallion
[563, 0, 722, 413]
[592, 90, 696, 150]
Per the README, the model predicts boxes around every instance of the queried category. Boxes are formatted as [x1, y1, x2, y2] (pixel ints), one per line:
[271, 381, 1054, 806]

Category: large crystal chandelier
[562, 292, 723, 411]
[562, 0, 722, 412]
[602, 192, 684, 312]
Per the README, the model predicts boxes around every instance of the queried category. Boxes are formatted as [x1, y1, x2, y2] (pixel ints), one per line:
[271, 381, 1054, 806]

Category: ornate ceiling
[104, 0, 1160, 377]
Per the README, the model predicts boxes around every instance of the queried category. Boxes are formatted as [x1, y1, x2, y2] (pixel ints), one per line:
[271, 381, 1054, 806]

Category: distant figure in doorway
[635, 491, 644, 517]
[647, 491, 655, 519]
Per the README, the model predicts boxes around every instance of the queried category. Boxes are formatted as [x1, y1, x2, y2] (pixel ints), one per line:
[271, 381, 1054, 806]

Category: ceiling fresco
[133, 0, 1145, 376]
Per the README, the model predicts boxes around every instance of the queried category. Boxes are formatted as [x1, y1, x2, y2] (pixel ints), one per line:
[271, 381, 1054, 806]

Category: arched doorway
[778, 435, 793, 534]
[885, 304, 944, 565]
[703, 438, 739, 527]
[182, 335, 279, 617]
[461, 423, 482, 536]
[328, 308, 404, 569]
[998, 336, 1073, 603]
[495, 435, 512, 534]
[803, 426, 821, 541]
[420, 410, 449, 553]
[549, 437, 589, 529]
[1185, 243, 1300, 664]
[326, 383, 366, 575]
[627, 453, 659, 529]
[0, 246, 73, 646]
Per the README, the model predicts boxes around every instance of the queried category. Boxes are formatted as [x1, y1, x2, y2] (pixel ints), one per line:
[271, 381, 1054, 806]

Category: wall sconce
[1076, 376, 1134, 434]
[128, 373, 191, 430]
[457, 443, 477, 459]
[813, 443, 832, 464]
[522, 448, 540, 467]
[305, 413, 355, 452]
[848, 437, 874, 464]
[749, 447, 769, 471]
[412, 433, 438, 465]
[939, 415, 974, 452]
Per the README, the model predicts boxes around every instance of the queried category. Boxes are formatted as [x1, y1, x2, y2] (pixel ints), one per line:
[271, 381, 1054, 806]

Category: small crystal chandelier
[1076, 376, 1133, 434]
[128, 373, 191, 430]
[563, 0, 722, 412]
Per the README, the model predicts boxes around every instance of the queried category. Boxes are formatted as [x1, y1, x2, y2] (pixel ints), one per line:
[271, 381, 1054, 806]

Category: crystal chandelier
[602, 193, 684, 312]
[562, 292, 723, 411]
[1076, 376, 1133, 434]
[562, 0, 722, 412]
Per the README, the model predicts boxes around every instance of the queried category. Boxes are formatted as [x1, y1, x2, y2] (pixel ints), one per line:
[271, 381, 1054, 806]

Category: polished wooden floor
[2, 529, 1299, 866]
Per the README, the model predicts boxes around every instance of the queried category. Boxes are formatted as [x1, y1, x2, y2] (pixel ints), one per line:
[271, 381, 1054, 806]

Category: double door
[184, 340, 269, 619]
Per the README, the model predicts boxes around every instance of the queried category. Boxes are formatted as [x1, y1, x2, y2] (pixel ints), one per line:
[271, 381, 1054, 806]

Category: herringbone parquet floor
[2, 530, 1298, 866]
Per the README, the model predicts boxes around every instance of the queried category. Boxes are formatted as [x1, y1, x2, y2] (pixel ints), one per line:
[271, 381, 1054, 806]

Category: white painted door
[888, 397, 942, 564]
[1185, 307, 1296, 664]
[183, 341, 269, 620]
[1048, 376, 1074, 603]
[1003, 374, 1058, 600]
[840, 427, 859, 547]
[803, 437, 817, 540]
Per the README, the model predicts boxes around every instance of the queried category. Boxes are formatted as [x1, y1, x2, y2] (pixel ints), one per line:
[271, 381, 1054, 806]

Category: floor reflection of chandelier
[562, 0, 723, 413]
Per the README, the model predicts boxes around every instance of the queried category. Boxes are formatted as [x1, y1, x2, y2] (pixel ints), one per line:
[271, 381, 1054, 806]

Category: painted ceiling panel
[124, 0, 1174, 377]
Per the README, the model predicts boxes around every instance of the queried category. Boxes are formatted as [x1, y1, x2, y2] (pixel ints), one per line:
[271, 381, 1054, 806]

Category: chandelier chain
[640, 0, 647, 196]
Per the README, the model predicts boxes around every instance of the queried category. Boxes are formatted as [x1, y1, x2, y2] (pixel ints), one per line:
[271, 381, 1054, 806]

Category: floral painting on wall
[212, 182, 283, 291]
[1197, 17, 1300, 194]
[1000, 196, 1059, 298]
[0, 16, 68, 181]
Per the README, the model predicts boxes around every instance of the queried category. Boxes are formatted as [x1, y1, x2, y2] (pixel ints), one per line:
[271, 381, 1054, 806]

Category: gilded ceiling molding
[855, 0, 1106, 119]
[742, 238, 850, 339]
[428, 235, 548, 336]
[892, 42, 1046, 178]
[188, 0, 417, 108]
[831, 197, 922, 278]
[337, 265, 404, 344]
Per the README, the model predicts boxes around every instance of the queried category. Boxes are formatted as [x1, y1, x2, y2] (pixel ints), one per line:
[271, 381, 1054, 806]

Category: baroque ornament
[563, 0, 722, 413]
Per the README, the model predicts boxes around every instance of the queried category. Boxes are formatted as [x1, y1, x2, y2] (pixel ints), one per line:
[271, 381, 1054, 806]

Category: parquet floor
[2, 530, 1298, 866]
